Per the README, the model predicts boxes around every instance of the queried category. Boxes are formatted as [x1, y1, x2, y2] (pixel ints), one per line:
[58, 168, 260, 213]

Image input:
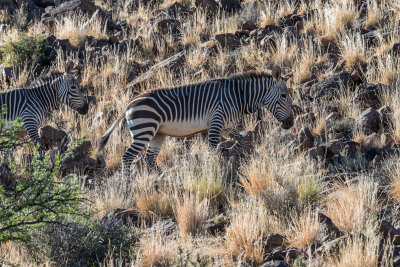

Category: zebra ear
[282, 73, 293, 81]
[272, 65, 281, 80]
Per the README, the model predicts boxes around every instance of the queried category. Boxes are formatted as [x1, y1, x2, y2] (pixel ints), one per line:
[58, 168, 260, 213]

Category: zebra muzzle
[281, 117, 294, 129]
[76, 103, 89, 115]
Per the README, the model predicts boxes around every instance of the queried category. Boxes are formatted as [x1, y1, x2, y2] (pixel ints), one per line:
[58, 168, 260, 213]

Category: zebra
[98, 65, 294, 172]
[0, 71, 89, 149]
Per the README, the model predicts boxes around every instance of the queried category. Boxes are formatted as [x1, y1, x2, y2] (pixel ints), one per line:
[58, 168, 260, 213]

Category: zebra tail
[119, 117, 127, 133]
[98, 113, 126, 152]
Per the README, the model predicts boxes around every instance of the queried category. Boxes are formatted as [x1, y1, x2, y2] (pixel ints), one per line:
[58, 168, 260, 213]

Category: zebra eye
[70, 85, 77, 89]
[281, 93, 287, 98]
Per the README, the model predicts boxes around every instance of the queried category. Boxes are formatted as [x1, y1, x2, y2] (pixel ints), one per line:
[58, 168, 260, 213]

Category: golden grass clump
[325, 234, 381, 267]
[54, 12, 106, 48]
[174, 193, 209, 238]
[139, 231, 174, 267]
[287, 209, 320, 250]
[224, 201, 274, 264]
[325, 178, 380, 234]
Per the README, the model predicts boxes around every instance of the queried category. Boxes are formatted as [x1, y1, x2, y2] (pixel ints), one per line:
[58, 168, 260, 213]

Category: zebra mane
[28, 71, 65, 89]
[143, 71, 275, 94]
[227, 70, 273, 80]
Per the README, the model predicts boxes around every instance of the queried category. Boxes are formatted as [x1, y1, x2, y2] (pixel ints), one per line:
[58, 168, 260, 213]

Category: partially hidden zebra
[98, 65, 294, 172]
[0, 71, 89, 149]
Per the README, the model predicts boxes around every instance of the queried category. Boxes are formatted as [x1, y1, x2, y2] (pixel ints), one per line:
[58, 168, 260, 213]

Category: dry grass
[2, 0, 400, 265]
[54, 12, 106, 48]
[339, 33, 367, 71]
[325, 178, 380, 234]
[325, 234, 381, 267]
[224, 200, 275, 264]
[288, 209, 320, 250]
[139, 231, 174, 267]
[174, 193, 209, 238]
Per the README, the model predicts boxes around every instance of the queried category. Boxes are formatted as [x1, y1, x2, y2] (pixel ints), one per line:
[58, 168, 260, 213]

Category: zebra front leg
[208, 115, 224, 148]
[144, 134, 166, 174]
[22, 117, 44, 153]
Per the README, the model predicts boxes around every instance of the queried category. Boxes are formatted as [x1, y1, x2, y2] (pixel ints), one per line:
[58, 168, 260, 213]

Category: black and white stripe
[0, 72, 89, 148]
[98, 66, 294, 172]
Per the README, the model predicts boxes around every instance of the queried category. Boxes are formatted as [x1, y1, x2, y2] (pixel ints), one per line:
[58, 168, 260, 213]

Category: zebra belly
[158, 120, 209, 137]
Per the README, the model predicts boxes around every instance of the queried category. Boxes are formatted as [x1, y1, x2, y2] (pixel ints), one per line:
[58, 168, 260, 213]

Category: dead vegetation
[1, 0, 400, 266]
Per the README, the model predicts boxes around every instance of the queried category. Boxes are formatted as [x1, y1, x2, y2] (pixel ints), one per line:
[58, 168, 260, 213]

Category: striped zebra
[0, 72, 89, 149]
[98, 66, 294, 172]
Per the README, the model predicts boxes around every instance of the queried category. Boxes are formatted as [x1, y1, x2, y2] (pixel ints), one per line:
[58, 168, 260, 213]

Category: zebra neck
[27, 81, 60, 111]
[242, 78, 268, 115]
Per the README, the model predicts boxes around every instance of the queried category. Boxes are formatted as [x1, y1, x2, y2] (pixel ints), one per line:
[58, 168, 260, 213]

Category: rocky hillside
[1, 0, 400, 266]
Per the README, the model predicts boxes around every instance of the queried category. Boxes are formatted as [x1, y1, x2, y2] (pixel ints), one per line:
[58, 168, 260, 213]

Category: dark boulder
[111, 208, 139, 225]
[356, 107, 381, 135]
[309, 72, 353, 100]
[260, 261, 289, 267]
[379, 220, 400, 245]
[353, 83, 382, 109]
[39, 125, 68, 148]
[195, 0, 219, 12]
[160, 2, 192, 18]
[157, 19, 180, 35]
[241, 20, 257, 31]
[378, 106, 393, 130]
[32, 0, 55, 8]
[147, 219, 178, 235]
[213, 33, 241, 50]
[278, 13, 303, 28]
[318, 212, 343, 239]
[391, 43, 400, 54]
[204, 214, 228, 235]
[219, 0, 241, 12]
[298, 126, 314, 145]
[47, 0, 98, 17]
[263, 234, 287, 253]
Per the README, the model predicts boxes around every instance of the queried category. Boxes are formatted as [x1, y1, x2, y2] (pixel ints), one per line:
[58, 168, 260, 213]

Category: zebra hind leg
[144, 134, 166, 174]
[122, 141, 148, 176]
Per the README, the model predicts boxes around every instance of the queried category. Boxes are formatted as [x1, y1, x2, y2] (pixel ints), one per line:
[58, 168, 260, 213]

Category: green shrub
[27, 216, 138, 266]
[0, 105, 24, 153]
[0, 106, 86, 243]
[0, 34, 48, 67]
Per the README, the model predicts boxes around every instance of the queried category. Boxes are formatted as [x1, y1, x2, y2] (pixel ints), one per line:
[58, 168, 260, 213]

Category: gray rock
[48, 0, 98, 17]
[260, 261, 289, 267]
[310, 72, 353, 100]
[241, 20, 257, 31]
[378, 106, 393, 129]
[219, 0, 241, 11]
[213, 33, 241, 49]
[353, 83, 382, 109]
[263, 234, 286, 253]
[39, 125, 68, 148]
[356, 107, 381, 135]
[148, 219, 178, 236]
[32, 0, 55, 8]
[195, 0, 219, 12]
[298, 126, 314, 145]
[157, 19, 180, 35]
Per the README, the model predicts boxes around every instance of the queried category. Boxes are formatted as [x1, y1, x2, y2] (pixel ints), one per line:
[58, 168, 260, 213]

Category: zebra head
[264, 66, 294, 129]
[59, 73, 89, 115]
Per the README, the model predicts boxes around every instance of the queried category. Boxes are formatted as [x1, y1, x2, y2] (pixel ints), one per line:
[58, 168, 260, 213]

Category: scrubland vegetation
[1, 0, 400, 266]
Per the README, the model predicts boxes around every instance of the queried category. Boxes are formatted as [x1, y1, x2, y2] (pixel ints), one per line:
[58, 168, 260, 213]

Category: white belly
[159, 119, 209, 137]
